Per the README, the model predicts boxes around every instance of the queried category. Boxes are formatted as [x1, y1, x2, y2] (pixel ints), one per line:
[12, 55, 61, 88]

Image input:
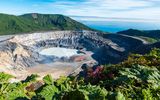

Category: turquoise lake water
[39, 47, 81, 58]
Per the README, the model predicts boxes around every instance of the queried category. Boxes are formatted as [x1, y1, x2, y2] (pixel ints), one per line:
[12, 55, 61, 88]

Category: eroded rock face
[0, 30, 147, 69]
[0, 42, 41, 70]
[9, 31, 126, 64]
[10, 31, 124, 52]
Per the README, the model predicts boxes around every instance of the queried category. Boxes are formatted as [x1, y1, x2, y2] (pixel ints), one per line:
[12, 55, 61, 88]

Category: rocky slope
[0, 30, 150, 80]
[0, 30, 148, 69]
[10, 30, 128, 65]
[10, 30, 124, 52]
[0, 41, 42, 70]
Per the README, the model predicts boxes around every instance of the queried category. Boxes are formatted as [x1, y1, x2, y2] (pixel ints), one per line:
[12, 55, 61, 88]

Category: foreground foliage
[0, 48, 160, 100]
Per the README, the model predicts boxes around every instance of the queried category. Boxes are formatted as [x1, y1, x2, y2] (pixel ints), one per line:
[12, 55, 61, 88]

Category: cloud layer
[0, 0, 160, 22]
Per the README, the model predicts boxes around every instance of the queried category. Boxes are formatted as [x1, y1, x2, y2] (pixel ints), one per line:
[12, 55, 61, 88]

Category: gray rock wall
[0, 30, 147, 68]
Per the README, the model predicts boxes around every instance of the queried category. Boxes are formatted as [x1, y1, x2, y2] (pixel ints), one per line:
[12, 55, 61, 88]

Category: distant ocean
[80, 21, 160, 33]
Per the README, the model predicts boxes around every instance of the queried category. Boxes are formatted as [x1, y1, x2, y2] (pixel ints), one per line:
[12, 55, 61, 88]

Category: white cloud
[48, 0, 160, 22]
[87, 0, 152, 10]
[1, 0, 160, 22]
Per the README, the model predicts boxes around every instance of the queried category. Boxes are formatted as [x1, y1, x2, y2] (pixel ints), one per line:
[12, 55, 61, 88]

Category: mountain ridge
[0, 13, 92, 35]
[117, 29, 160, 39]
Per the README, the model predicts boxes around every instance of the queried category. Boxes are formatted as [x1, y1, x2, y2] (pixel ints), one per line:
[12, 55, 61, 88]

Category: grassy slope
[117, 29, 160, 43]
[0, 13, 92, 35]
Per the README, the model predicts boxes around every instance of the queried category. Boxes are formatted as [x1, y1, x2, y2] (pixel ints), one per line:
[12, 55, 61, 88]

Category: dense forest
[0, 13, 91, 35]
[0, 48, 160, 100]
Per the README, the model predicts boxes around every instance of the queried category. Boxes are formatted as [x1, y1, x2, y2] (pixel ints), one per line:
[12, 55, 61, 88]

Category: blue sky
[0, 0, 160, 22]
[0, 0, 160, 32]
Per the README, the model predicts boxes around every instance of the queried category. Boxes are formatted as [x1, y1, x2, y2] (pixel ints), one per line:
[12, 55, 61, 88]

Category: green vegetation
[139, 36, 158, 43]
[117, 29, 160, 43]
[0, 48, 160, 99]
[0, 13, 92, 35]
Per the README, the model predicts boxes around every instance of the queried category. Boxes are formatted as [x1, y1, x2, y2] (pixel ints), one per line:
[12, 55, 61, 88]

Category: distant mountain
[0, 13, 92, 35]
[117, 29, 160, 39]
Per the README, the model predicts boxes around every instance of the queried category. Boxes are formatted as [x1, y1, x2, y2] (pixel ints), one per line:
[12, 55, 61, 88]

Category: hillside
[0, 48, 160, 100]
[0, 13, 92, 35]
[117, 29, 160, 43]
